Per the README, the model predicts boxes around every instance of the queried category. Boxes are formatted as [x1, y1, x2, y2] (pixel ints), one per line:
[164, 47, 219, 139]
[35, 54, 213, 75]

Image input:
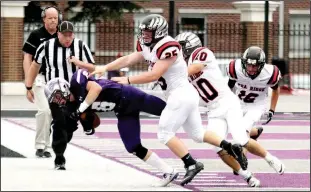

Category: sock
[220, 140, 231, 151]
[181, 153, 197, 168]
[264, 152, 273, 162]
[145, 152, 174, 174]
[237, 168, 252, 180]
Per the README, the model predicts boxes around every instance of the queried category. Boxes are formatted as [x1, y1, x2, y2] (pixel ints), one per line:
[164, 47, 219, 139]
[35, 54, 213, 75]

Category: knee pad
[157, 130, 175, 145]
[190, 130, 205, 143]
[131, 143, 148, 160]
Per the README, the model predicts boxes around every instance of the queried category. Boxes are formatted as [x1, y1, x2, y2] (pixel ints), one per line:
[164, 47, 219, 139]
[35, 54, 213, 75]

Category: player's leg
[207, 117, 260, 187]
[32, 75, 52, 157]
[117, 113, 178, 186]
[157, 92, 205, 184]
[49, 103, 71, 170]
[227, 104, 285, 175]
[242, 106, 265, 140]
[139, 93, 166, 116]
[179, 101, 248, 186]
[182, 106, 248, 175]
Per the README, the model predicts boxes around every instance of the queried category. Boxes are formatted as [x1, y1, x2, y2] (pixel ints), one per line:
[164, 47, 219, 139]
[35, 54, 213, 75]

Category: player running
[90, 14, 248, 186]
[175, 32, 285, 187]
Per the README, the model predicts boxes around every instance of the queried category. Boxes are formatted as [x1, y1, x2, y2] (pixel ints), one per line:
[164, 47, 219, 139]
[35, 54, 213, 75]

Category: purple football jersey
[70, 69, 122, 112]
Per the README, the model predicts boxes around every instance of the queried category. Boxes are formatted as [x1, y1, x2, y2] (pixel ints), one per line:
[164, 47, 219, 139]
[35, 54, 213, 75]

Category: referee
[25, 21, 95, 169]
[22, 6, 61, 158]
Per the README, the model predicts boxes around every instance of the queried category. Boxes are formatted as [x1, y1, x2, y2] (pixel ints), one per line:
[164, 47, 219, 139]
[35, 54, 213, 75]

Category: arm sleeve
[267, 65, 281, 87]
[228, 79, 237, 89]
[82, 42, 95, 64]
[156, 41, 181, 60]
[226, 60, 238, 80]
[34, 42, 46, 65]
[22, 31, 40, 56]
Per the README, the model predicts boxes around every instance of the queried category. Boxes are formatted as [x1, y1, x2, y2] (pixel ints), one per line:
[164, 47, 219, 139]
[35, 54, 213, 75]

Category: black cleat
[43, 151, 52, 158]
[230, 144, 248, 170]
[180, 162, 204, 186]
[250, 127, 264, 140]
[35, 149, 44, 158]
[55, 163, 66, 170]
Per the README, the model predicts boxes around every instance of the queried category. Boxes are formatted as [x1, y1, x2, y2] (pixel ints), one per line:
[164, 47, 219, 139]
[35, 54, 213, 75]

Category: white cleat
[268, 156, 285, 175]
[160, 169, 179, 187]
[245, 175, 261, 187]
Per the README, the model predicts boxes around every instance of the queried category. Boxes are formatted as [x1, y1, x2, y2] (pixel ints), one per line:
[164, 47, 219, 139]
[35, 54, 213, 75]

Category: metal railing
[24, 21, 310, 90]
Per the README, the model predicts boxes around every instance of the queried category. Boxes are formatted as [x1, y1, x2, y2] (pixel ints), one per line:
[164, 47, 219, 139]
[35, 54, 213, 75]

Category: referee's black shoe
[54, 156, 66, 170]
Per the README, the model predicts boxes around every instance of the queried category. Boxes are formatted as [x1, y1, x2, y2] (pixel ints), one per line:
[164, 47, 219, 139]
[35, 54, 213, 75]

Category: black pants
[49, 103, 78, 165]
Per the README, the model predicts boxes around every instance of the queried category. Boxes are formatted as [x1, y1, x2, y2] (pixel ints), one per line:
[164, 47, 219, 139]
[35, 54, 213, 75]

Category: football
[80, 112, 100, 128]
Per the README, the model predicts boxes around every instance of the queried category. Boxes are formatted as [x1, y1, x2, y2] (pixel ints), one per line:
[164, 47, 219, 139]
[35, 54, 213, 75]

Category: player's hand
[111, 76, 130, 85]
[70, 109, 81, 121]
[26, 90, 35, 103]
[262, 109, 274, 125]
[89, 66, 107, 78]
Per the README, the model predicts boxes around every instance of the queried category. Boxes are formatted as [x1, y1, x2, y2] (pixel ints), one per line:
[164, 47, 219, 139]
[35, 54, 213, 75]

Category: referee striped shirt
[34, 37, 95, 82]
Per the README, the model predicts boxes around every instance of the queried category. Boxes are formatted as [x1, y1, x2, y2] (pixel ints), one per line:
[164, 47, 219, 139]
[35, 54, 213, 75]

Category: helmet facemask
[47, 79, 71, 106]
[241, 58, 265, 79]
[241, 46, 266, 79]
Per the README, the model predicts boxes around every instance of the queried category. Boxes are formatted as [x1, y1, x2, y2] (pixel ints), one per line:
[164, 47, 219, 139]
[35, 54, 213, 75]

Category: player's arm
[129, 56, 175, 84]
[226, 60, 238, 91]
[188, 63, 205, 76]
[129, 44, 180, 84]
[270, 84, 280, 112]
[92, 52, 145, 76]
[228, 79, 237, 89]
[188, 50, 213, 76]
[268, 66, 281, 112]
[78, 81, 102, 113]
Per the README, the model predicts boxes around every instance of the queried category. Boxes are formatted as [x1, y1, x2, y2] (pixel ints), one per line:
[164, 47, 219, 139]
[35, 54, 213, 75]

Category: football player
[44, 78, 98, 170]
[49, 69, 180, 186]
[90, 14, 248, 186]
[227, 46, 280, 136]
[227, 46, 282, 173]
[175, 32, 285, 187]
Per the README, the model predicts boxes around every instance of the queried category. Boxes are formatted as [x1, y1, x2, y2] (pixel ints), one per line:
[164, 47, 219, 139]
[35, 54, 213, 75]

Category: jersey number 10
[193, 78, 218, 103]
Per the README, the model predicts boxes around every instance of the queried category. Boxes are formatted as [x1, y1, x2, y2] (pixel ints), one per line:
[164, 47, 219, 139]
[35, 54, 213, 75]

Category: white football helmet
[175, 32, 202, 60]
[45, 78, 71, 105]
[138, 14, 168, 46]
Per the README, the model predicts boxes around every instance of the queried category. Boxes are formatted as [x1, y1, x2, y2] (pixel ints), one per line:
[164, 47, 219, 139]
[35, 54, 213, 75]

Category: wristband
[78, 101, 90, 113]
[26, 86, 32, 90]
[127, 77, 131, 85]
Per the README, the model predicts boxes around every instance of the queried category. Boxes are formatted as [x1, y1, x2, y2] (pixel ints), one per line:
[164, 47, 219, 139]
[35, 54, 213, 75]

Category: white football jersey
[187, 47, 232, 108]
[137, 36, 189, 95]
[226, 59, 281, 105]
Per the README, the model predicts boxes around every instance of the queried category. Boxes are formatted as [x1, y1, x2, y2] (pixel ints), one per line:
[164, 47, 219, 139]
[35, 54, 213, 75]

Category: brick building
[1, 1, 310, 94]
